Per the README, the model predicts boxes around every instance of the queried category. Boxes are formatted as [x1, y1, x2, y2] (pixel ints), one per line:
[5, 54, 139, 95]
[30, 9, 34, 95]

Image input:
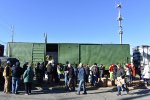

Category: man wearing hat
[3, 61, 12, 94]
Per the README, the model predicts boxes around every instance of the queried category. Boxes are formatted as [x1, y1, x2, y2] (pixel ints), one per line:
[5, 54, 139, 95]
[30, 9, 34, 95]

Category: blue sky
[0, 0, 150, 50]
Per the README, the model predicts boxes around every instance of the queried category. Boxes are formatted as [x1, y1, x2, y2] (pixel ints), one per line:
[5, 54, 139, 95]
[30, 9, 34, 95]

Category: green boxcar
[7, 42, 33, 66]
[6, 42, 45, 67]
[32, 43, 45, 66]
[6, 42, 130, 69]
[58, 43, 79, 64]
[80, 44, 130, 69]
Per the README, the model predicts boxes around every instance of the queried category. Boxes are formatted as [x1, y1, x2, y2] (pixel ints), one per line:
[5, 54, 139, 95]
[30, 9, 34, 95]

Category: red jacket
[131, 66, 136, 77]
[109, 64, 114, 72]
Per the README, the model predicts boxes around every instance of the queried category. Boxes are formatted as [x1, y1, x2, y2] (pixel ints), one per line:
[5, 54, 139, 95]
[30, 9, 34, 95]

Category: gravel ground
[1, 85, 150, 100]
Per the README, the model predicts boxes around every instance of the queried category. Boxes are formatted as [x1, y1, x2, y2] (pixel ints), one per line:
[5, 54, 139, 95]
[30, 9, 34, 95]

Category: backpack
[93, 66, 98, 75]
[47, 64, 53, 74]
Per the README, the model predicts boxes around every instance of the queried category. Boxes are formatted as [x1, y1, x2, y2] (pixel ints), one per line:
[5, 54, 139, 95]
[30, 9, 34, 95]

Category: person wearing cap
[3, 61, 12, 94]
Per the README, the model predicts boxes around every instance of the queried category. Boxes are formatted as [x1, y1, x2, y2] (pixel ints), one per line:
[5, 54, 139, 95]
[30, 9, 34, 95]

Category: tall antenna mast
[117, 3, 123, 44]
[44, 32, 47, 44]
[11, 25, 14, 43]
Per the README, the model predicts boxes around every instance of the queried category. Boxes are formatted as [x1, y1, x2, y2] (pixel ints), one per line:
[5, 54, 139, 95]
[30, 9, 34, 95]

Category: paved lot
[1, 85, 150, 100]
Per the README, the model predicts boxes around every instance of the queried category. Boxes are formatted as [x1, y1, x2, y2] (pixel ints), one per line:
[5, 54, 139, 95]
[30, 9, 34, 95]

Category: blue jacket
[78, 67, 86, 81]
[23, 66, 34, 83]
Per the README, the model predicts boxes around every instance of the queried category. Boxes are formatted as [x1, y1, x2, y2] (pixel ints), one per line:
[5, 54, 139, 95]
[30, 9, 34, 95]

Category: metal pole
[120, 32, 122, 44]
[117, 3, 123, 44]
[11, 25, 14, 43]
[44, 33, 47, 63]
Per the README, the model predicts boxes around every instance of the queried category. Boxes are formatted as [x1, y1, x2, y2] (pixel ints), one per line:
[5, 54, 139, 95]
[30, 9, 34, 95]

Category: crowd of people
[0, 61, 34, 95]
[0, 57, 150, 96]
[108, 63, 150, 95]
[0, 58, 105, 95]
[44, 60, 105, 94]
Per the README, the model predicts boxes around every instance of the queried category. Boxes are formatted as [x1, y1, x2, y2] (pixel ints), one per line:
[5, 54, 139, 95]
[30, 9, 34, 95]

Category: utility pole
[44, 32, 47, 44]
[117, 3, 123, 44]
[44, 32, 47, 63]
[11, 25, 14, 43]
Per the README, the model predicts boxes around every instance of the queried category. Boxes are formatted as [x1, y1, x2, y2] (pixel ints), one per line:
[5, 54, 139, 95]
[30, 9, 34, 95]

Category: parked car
[0, 57, 19, 68]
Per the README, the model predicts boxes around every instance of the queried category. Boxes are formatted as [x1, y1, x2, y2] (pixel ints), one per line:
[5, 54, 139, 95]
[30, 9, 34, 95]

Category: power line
[0, 16, 11, 28]
[0, 39, 7, 44]
[0, 23, 11, 32]
[0, 16, 14, 44]
[0, 16, 13, 41]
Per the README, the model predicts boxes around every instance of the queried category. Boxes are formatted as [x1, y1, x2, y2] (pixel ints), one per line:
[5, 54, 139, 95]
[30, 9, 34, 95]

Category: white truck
[133, 45, 150, 65]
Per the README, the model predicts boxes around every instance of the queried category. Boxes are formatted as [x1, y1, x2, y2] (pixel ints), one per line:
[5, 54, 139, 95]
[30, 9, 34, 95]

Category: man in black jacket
[12, 61, 23, 94]
[46, 63, 53, 83]
[68, 63, 75, 91]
